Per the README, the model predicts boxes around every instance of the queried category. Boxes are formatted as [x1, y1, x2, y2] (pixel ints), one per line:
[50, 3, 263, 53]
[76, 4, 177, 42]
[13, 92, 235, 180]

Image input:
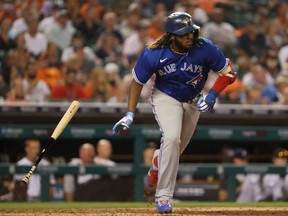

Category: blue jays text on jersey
[132, 38, 229, 102]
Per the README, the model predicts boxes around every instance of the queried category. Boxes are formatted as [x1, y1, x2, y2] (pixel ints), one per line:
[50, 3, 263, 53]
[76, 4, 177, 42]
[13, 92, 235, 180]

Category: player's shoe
[144, 149, 159, 190]
[156, 199, 172, 214]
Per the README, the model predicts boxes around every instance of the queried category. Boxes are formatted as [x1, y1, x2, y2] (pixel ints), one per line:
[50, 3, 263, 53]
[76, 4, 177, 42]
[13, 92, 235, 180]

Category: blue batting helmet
[165, 12, 200, 35]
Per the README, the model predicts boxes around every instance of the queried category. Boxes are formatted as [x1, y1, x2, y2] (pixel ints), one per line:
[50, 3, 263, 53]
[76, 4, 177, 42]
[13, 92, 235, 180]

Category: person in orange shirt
[37, 42, 63, 89]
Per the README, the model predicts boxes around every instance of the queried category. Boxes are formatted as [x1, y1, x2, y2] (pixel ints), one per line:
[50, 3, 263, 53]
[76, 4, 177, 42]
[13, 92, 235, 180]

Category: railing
[0, 101, 288, 115]
[0, 124, 288, 140]
[1, 164, 287, 202]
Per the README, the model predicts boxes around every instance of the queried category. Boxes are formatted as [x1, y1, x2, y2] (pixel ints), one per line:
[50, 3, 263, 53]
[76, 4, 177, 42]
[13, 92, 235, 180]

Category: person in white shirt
[22, 59, 51, 102]
[61, 31, 96, 74]
[9, 6, 31, 38]
[64, 143, 100, 202]
[261, 148, 288, 201]
[219, 148, 262, 202]
[44, 9, 75, 50]
[13, 139, 55, 202]
[24, 15, 47, 58]
[94, 139, 116, 167]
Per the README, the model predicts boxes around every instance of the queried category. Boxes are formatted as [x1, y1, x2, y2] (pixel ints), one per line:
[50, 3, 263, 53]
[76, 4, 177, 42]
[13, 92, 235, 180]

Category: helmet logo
[182, 18, 191, 26]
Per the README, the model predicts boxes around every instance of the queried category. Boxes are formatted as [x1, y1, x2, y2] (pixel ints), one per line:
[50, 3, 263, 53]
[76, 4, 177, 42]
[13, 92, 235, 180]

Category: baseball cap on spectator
[272, 148, 288, 158]
[232, 148, 247, 160]
[56, 9, 68, 18]
[137, 20, 150, 30]
[104, 63, 120, 75]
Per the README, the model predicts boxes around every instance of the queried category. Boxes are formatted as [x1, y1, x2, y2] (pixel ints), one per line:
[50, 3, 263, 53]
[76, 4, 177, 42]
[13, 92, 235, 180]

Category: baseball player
[112, 12, 236, 213]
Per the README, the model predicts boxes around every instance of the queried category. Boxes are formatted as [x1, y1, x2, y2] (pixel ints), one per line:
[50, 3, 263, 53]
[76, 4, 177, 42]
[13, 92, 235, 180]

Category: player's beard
[173, 38, 193, 53]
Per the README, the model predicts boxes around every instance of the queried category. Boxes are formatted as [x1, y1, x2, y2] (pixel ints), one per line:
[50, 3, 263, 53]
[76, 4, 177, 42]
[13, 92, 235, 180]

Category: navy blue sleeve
[132, 48, 156, 85]
[202, 39, 228, 73]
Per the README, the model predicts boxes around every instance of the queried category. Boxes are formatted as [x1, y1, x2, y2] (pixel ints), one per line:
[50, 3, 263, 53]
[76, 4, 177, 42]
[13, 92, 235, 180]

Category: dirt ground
[1, 207, 288, 216]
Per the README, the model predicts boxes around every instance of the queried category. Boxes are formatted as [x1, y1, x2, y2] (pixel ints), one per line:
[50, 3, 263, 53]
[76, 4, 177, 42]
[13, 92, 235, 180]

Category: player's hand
[112, 112, 134, 134]
[197, 89, 218, 112]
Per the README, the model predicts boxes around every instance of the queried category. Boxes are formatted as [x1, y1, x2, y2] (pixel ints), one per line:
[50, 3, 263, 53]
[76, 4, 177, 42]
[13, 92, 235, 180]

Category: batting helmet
[165, 12, 200, 35]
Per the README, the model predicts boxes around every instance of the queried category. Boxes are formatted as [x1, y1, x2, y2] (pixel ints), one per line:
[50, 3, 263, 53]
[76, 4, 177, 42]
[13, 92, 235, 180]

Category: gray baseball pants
[151, 88, 200, 201]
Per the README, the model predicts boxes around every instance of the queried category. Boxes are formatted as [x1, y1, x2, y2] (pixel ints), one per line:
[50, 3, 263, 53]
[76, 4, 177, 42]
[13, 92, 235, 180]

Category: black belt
[182, 94, 202, 104]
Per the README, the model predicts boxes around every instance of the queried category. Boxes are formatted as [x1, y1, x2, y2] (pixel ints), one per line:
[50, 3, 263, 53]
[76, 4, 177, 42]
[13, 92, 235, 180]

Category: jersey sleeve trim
[132, 68, 145, 85]
[215, 58, 229, 74]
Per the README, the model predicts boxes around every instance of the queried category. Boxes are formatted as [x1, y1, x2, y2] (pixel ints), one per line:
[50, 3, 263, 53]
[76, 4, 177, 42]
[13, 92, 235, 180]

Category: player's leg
[179, 102, 200, 154]
[150, 88, 184, 213]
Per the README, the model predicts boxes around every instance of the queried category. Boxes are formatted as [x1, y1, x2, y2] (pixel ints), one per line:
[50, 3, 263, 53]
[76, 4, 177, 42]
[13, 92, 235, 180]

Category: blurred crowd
[0, 0, 288, 105]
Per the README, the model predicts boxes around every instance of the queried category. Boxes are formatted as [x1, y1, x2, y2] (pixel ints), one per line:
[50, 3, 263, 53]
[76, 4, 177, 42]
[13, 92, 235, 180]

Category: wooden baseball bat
[22, 100, 80, 184]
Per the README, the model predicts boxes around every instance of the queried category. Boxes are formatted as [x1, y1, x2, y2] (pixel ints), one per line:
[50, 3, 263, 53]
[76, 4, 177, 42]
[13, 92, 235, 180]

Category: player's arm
[127, 79, 143, 113]
[112, 79, 143, 134]
[197, 61, 236, 112]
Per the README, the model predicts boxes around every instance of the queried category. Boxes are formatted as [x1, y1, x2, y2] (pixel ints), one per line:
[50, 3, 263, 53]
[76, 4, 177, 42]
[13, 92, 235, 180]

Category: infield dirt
[1, 207, 288, 216]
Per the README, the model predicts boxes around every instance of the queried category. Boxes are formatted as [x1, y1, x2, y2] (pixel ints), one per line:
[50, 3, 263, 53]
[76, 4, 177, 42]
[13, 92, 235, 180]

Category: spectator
[134, 0, 153, 19]
[185, 0, 209, 27]
[241, 63, 278, 104]
[63, 143, 99, 202]
[75, 7, 100, 46]
[278, 44, 288, 75]
[103, 62, 122, 101]
[147, 12, 166, 40]
[83, 66, 113, 102]
[262, 48, 281, 79]
[0, 17, 16, 62]
[22, 58, 51, 102]
[218, 148, 262, 202]
[261, 148, 288, 201]
[0, 72, 9, 100]
[24, 14, 47, 58]
[275, 75, 288, 105]
[64, 142, 132, 202]
[0, 176, 13, 201]
[12, 32, 31, 76]
[5, 49, 26, 102]
[13, 139, 55, 202]
[44, 9, 76, 50]
[38, 4, 62, 32]
[79, 0, 103, 21]
[265, 25, 285, 50]
[202, 7, 237, 59]
[94, 31, 122, 66]
[9, 6, 33, 38]
[94, 11, 122, 44]
[50, 67, 86, 101]
[36, 42, 63, 89]
[153, 2, 167, 16]
[65, 0, 81, 25]
[94, 139, 116, 167]
[119, 9, 141, 40]
[61, 31, 96, 74]
[237, 20, 267, 60]
[122, 20, 153, 68]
